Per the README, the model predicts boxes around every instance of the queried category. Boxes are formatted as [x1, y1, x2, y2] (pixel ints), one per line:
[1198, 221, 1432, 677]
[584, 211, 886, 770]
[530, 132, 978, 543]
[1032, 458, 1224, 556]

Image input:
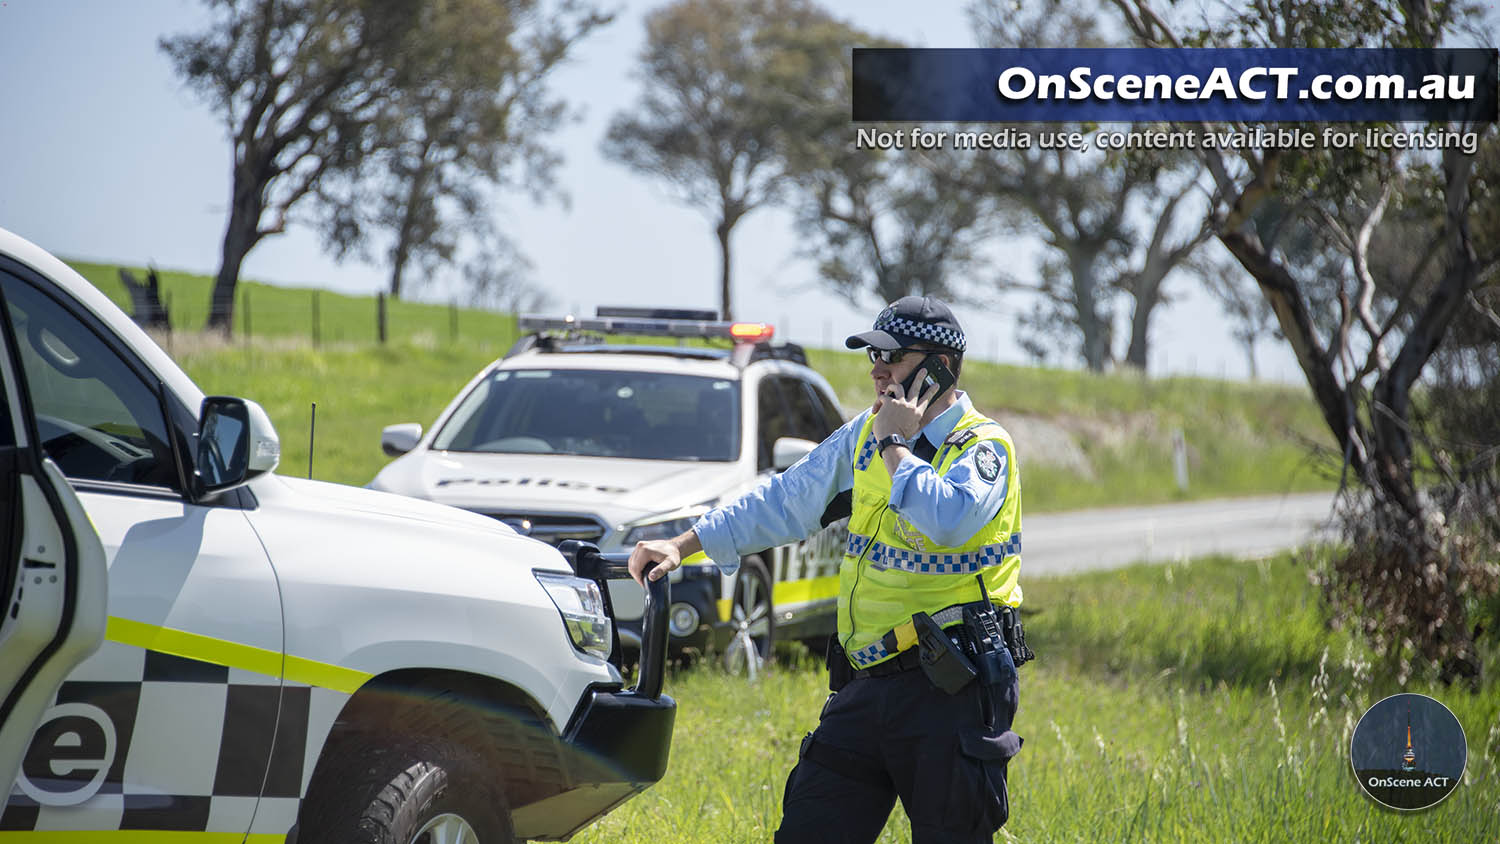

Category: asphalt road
[1023, 490, 1340, 576]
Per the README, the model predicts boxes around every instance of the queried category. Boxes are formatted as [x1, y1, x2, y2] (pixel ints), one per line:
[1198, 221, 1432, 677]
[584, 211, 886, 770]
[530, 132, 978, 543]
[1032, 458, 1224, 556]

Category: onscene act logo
[1350, 693, 1466, 811]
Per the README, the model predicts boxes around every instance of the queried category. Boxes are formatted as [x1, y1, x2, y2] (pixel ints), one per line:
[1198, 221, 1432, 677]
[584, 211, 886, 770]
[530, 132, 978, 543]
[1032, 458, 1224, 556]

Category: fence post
[312, 291, 321, 347]
[1172, 428, 1189, 492]
[377, 292, 387, 345]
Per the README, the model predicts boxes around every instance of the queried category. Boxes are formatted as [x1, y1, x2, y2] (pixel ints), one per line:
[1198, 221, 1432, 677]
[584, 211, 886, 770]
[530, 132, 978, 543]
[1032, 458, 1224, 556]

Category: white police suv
[0, 227, 673, 843]
[370, 309, 851, 677]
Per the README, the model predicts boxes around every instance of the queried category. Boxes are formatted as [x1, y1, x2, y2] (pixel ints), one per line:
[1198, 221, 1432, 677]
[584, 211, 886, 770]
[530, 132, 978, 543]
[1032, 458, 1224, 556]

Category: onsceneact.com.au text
[996, 66, 1479, 103]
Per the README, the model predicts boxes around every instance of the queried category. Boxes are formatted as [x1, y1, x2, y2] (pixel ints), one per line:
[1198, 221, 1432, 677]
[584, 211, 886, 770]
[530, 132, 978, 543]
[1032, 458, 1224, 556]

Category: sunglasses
[867, 347, 927, 365]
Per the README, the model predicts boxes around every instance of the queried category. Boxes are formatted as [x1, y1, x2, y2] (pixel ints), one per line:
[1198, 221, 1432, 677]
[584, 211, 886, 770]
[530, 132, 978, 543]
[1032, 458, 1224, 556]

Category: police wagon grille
[485, 512, 607, 546]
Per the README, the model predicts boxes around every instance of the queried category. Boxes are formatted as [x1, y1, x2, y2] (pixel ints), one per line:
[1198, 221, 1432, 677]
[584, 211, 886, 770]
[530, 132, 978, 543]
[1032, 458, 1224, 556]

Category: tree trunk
[388, 222, 412, 301]
[1124, 283, 1159, 370]
[716, 219, 734, 321]
[1240, 333, 1258, 380]
[388, 160, 433, 300]
[207, 193, 262, 334]
[1220, 227, 1358, 469]
[1068, 249, 1108, 372]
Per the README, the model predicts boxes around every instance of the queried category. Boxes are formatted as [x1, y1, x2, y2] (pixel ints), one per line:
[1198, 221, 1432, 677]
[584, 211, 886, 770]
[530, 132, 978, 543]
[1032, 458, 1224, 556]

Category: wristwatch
[876, 433, 910, 455]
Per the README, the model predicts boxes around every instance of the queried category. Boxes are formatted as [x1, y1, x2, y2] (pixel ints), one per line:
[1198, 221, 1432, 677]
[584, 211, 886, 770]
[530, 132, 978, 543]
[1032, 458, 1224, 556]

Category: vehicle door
[0, 265, 290, 837]
[765, 374, 845, 629]
[0, 282, 108, 800]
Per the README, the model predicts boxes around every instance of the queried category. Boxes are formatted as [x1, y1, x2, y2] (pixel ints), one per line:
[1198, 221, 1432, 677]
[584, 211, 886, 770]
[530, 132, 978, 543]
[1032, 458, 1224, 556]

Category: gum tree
[1108, 0, 1500, 679]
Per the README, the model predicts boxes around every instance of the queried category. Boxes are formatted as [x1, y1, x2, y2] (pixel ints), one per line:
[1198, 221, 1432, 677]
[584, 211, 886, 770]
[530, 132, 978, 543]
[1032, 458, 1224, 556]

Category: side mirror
[772, 436, 818, 471]
[195, 397, 280, 498]
[381, 423, 423, 457]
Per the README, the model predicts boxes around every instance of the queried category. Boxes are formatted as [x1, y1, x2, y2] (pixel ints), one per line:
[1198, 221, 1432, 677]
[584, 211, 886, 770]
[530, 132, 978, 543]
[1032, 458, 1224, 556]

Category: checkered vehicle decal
[2, 640, 319, 836]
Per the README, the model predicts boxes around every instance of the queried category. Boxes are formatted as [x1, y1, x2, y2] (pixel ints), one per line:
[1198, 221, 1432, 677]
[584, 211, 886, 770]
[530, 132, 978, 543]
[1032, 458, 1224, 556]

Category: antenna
[308, 402, 316, 479]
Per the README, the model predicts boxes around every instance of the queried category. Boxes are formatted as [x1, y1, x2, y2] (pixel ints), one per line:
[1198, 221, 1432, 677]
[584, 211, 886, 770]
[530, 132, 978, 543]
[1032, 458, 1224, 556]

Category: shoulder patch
[974, 443, 1003, 483]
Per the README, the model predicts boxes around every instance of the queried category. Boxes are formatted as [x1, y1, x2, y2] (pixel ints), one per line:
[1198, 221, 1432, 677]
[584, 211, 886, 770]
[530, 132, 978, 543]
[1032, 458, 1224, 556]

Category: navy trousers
[774, 650, 1021, 844]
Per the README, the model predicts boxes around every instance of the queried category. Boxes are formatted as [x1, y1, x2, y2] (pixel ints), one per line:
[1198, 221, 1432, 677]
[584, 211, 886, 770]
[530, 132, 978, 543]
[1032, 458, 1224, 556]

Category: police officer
[628, 296, 1025, 843]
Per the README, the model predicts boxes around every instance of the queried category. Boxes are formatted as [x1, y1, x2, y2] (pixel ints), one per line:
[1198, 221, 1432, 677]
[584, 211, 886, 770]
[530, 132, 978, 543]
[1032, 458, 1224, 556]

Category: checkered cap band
[875, 313, 966, 352]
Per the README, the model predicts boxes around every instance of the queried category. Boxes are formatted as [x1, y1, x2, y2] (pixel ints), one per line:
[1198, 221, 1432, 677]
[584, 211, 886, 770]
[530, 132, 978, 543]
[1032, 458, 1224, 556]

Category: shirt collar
[918, 391, 971, 449]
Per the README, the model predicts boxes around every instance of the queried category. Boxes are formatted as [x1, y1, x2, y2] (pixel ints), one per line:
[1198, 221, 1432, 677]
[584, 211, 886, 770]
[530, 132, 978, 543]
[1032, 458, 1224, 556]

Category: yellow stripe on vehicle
[284, 654, 371, 694]
[772, 575, 839, 607]
[716, 598, 732, 623]
[0, 834, 284, 842]
[106, 616, 372, 693]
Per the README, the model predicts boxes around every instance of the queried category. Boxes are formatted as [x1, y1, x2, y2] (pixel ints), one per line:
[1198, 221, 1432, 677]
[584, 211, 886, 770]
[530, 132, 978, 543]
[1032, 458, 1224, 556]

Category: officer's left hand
[872, 368, 940, 440]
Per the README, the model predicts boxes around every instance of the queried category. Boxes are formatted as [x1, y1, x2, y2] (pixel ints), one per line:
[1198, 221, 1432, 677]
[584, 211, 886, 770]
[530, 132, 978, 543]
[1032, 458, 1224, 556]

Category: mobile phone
[900, 353, 956, 402]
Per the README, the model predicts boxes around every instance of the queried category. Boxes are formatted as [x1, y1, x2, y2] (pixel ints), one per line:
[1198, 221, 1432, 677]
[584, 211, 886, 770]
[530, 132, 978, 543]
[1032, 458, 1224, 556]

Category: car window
[782, 377, 835, 442]
[432, 368, 740, 461]
[811, 383, 844, 433]
[0, 272, 176, 488]
[756, 376, 795, 471]
[0, 342, 13, 448]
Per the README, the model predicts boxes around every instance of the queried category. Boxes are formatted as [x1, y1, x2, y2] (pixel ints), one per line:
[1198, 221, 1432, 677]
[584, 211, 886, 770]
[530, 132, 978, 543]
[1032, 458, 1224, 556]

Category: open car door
[0, 285, 108, 796]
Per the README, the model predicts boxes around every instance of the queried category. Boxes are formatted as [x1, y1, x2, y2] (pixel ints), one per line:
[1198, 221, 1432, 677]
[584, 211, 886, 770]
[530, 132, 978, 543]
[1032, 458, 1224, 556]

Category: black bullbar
[510, 543, 675, 841]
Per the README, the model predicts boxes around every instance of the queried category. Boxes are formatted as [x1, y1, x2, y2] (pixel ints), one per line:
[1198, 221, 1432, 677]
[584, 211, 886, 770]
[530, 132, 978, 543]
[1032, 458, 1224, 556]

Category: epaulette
[944, 423, 1004, 449]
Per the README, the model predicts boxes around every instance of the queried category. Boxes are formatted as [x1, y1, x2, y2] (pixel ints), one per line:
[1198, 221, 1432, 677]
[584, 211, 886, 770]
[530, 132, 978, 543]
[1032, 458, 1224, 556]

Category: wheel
[299, 729, 515, 844]
[723, 556, 773, 678]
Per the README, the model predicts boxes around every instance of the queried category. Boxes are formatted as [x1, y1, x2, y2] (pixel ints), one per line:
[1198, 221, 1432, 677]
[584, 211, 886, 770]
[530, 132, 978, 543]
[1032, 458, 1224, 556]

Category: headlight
[535, 571, 612, 660]
[622, 515, 699, 546]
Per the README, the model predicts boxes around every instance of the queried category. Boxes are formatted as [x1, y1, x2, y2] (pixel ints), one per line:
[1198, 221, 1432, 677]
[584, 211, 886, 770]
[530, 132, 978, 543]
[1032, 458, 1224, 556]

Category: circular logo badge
[1350, 693, 1466, 811]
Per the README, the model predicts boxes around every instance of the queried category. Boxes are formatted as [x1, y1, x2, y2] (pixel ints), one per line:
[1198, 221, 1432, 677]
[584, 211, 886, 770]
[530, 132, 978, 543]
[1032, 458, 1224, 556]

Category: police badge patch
[975, 444, 1002, 482]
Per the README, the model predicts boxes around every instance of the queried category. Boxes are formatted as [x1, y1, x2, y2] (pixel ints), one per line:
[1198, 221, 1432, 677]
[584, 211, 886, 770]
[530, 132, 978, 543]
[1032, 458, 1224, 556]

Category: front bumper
[510, 542, 676, 841]
[509, 684, 676, 840]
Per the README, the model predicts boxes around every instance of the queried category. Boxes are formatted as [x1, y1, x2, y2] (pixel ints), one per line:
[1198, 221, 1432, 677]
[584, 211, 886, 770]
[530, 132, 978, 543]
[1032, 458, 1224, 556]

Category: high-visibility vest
[839, 406, 1022, 668]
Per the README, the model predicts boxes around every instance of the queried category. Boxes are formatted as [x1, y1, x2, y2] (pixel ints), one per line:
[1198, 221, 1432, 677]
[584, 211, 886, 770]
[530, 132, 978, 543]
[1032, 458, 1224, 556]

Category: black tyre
[299, 731, 514, 844]
[723, 555, 774, 678]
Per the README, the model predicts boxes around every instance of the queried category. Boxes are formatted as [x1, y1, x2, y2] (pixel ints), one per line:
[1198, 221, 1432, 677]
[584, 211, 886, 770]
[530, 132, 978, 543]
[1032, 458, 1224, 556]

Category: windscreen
[432, 369, 741, 461]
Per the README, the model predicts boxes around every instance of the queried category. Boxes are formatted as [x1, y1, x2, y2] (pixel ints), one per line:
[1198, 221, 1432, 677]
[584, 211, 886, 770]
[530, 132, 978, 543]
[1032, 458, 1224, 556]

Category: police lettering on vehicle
[17, 703, 116, 807]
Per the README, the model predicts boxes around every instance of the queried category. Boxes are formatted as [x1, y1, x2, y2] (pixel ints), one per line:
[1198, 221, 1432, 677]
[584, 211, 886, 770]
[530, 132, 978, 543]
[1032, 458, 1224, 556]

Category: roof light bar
[729, 323, 774, 343]
[519, 312, 776, 344]
[596, 306, 719, 321]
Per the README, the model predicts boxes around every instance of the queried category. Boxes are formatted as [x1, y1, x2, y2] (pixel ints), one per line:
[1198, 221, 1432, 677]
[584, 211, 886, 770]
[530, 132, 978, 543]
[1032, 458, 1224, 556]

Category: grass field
[572, 553, 1500, 843]
[67, 259, 1336, 512]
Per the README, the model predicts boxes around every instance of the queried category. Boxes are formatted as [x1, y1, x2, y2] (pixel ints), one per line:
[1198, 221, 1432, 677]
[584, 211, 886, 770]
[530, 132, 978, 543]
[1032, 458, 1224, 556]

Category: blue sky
[0, 0, 1301, 382]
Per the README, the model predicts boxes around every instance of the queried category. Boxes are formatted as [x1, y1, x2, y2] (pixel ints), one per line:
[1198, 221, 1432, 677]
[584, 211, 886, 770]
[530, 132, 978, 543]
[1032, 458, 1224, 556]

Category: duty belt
[848, 603, 975, 668]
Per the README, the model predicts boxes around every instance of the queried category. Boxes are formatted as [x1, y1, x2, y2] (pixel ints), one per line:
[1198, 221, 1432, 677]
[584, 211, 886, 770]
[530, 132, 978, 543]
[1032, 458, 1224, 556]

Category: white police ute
[370, 308, 851, 677]
[0, 227, 673, 843]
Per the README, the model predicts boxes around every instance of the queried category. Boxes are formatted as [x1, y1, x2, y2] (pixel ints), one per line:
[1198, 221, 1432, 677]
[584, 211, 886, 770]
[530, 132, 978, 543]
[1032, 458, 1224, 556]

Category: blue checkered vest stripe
[843, 532, 1022, 574]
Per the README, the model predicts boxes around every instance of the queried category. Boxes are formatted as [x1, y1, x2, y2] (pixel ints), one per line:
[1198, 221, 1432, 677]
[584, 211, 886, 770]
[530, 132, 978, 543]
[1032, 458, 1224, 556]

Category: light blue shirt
[693, 391, 1012, 574]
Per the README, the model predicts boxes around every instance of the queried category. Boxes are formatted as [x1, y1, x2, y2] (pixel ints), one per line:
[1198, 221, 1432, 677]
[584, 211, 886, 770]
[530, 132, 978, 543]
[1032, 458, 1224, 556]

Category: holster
[913, 611, 977, 694]
[998, 605, 1035, 667]
[825, 635, 853, 692]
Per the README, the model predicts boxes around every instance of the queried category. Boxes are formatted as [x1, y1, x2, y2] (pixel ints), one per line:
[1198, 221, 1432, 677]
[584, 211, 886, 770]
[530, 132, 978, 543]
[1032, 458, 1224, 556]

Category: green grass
[69, 260, 1336, 507]
[572, 553, 1500, 843]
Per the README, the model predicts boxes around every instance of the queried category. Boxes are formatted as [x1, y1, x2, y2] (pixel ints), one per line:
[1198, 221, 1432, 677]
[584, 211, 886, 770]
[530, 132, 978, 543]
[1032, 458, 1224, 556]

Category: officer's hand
[628, 539, 681, 586]
[872, 369, 939, 440]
